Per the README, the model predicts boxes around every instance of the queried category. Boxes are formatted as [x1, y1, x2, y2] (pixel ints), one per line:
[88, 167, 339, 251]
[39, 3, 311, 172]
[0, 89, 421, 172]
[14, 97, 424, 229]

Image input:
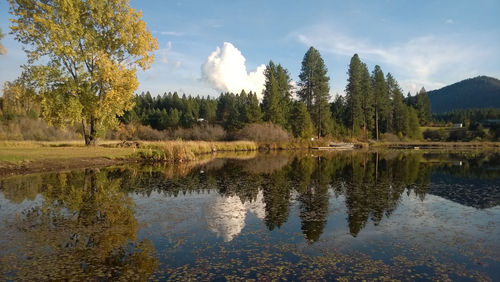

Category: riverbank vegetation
[0, 140, 258, 165]
[1, 1, 499, 145]
[2, 139, 320, 175]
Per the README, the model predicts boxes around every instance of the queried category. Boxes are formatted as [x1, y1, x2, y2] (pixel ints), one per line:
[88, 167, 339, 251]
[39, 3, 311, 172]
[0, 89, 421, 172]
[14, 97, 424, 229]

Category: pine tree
[298, 47, 332, 138]
[181, 101, 195, 128]
[244, 91, 262, 123]
[167, 108, 180, 128]
[291, 101, 314, 139]
[261, 61, 292, 129]
[159, 109, 169, 130]
[386, 73, 409, 136]
[360, 62, 374, 139]
[330, 94, 346, 126]
[345, 54, 364, 136]
[202, 96, 217, 123]
[415, 87, 432, 125]
[276, 64, 293, 127]
[371, 65, 390, 140]
[407, 107, 421, 139]
[216, 93, 242, 130]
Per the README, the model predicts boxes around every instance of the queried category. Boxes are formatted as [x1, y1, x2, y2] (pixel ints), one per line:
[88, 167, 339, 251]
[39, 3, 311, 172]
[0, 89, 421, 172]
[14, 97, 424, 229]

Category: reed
[136, 140, 258, 162]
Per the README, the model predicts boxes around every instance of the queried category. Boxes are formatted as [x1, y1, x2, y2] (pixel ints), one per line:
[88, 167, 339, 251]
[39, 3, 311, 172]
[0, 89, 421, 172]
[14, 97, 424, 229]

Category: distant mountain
[427, 76, 500, 113]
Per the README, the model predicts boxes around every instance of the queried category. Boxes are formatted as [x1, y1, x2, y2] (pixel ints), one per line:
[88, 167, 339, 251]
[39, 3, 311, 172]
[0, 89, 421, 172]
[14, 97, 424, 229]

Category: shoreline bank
[0, 140, 498, 176]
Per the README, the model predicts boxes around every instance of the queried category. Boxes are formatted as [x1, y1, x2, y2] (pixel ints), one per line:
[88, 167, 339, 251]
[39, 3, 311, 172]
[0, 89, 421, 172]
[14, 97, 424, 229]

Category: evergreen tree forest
[117, 51, 432, 141]
[1, 48, 450, 141]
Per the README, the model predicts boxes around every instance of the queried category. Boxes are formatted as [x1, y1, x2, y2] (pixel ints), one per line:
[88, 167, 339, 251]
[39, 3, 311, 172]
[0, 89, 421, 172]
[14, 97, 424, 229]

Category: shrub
[423, 129, 448, 141]
[447, 129, 468, 141]
[380, 133, 401, 142]
[0, 118, 79, 141]
[170, 124, 226, 141]
[232, 123, 290, 142]
[106, 123, 167, 141]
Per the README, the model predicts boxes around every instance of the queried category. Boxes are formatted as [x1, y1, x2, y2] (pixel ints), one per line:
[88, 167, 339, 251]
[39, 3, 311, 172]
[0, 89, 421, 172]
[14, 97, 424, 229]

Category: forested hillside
[428, 76, 500, 113]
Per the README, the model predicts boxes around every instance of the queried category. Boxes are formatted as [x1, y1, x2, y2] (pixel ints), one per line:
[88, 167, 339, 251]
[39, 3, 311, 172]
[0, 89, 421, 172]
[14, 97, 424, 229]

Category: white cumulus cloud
[201, 42, 266, 99]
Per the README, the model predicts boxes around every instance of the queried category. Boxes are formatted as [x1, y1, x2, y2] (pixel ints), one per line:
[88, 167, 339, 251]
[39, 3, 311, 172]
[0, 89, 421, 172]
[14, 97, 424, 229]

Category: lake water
[1, 151, 499, 280]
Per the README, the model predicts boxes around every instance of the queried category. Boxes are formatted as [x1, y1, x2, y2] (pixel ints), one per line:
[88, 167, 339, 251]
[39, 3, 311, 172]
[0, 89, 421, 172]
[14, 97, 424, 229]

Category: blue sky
[1, 0, 499, 98]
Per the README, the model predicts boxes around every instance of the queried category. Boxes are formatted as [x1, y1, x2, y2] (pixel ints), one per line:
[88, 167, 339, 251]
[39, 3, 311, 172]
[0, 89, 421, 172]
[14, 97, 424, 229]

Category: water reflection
[1, 151, 499, 280]
[206, 190, 266, 242]
[1, 169, 158, 280]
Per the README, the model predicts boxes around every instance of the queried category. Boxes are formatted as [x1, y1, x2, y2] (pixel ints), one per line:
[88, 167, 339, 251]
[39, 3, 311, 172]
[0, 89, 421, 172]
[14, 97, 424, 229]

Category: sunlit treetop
[8, 0, 158, 144]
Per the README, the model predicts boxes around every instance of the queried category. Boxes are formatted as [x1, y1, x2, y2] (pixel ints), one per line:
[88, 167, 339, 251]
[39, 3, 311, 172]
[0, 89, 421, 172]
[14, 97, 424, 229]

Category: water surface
[1, 151, 499, 280]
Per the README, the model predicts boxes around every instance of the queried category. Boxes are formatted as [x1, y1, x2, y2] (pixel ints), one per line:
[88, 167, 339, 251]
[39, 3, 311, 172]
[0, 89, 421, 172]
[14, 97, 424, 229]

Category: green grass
[371, 141, 500, 149]
[0, 146, 141, 163]
[420, 126, 440, 132]
[0, 140, 259, 164]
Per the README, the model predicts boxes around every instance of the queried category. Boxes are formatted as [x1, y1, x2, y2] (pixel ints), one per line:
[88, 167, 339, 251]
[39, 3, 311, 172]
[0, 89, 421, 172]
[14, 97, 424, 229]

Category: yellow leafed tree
[0, 28, 6, 54]
[8, 0, 158, 145]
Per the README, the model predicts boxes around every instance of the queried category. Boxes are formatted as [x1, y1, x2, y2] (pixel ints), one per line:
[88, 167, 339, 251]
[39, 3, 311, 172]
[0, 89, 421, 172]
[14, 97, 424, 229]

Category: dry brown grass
[233, 123, 290, 142]
[136, 140, 258, 162]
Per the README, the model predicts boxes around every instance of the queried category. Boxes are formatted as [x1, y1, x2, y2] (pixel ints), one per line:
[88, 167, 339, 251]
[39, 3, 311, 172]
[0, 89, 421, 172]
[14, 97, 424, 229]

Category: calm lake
[1, 151, 499, 280]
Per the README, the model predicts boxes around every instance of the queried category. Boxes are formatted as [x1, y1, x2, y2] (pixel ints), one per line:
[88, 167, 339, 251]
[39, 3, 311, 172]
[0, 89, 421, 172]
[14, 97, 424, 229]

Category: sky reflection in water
[0, 151, 499, 280]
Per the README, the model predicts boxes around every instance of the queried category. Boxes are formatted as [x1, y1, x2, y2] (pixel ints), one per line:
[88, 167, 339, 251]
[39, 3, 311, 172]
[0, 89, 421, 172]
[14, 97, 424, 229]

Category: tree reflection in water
[1, 169, 158, 280]
[1, 151, 498, 280]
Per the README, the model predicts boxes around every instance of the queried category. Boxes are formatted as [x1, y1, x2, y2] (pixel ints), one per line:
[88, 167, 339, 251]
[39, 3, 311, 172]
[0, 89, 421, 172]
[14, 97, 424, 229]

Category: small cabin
[452, 123, 463, 128]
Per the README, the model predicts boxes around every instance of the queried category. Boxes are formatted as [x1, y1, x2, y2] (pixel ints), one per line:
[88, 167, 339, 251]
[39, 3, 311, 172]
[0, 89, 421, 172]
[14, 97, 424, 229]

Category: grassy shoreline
[371, 141, 500, 149]
[0, 140, 498, 176]
[0, 140, 259, 175]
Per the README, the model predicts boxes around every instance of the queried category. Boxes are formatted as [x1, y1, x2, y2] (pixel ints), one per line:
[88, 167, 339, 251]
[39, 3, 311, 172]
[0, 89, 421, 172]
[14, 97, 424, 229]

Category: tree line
[123, 50, 431, 141]
[3, 0, 436, 143]
[434, 108, 500, 125]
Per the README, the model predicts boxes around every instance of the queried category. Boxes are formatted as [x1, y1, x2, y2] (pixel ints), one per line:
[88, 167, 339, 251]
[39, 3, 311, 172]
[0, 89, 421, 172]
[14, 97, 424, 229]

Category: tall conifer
[298, 47, 332, 138]
[371, 65, 390, 140]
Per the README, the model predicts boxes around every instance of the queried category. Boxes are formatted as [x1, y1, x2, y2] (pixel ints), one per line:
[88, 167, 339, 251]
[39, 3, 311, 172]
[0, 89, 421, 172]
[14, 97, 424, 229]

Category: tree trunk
[82, 118, 97, 146]
[363, 117, 367, 140]
[351, 110, 354, 138]
[375, 110, 379, 141]
[317, 105, 321, 139]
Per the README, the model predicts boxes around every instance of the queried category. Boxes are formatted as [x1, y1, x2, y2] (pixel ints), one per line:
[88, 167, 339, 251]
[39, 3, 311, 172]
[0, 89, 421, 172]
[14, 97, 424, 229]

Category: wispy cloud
[158, 41, 172, 64]
[292, 25, 489, 92]
[156, 41, 187, 71]
[445, 19, 454, 24]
